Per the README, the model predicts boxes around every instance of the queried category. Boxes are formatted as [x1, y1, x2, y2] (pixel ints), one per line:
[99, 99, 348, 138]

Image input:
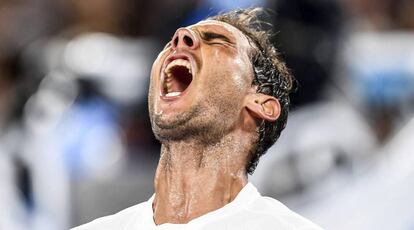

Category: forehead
[188, 20, 252, 48]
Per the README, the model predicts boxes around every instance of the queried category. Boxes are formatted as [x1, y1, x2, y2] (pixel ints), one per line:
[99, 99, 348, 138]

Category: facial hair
[148, 81, 243, 146]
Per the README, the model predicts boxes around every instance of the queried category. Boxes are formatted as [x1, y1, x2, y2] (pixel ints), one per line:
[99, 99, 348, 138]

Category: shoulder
[243, 195, 324, 229]
[71, 202, 148, 230]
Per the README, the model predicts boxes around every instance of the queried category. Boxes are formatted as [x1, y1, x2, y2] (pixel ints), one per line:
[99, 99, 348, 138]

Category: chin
[151, 124, 193, 143]
[153, 115, 232, 146]
[151, 112, 194, 142]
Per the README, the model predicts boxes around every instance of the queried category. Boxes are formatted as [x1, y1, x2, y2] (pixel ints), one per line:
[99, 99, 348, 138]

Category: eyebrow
[200, 31, 233, 44]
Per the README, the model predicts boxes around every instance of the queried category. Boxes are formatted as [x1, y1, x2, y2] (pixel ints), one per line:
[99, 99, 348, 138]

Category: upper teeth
[165, 92, 181, 97]
[165, 59, 192, 77]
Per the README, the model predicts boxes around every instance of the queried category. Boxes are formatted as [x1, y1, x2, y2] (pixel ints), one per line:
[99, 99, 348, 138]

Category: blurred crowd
[0, 0, 413, 229]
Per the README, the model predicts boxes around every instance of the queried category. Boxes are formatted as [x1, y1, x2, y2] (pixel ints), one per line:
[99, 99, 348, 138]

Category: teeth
[165, 92, 181, 97]
[165, 82, 172, 93]
[165, 59, 192, 75]
[162, 58, 192, 97]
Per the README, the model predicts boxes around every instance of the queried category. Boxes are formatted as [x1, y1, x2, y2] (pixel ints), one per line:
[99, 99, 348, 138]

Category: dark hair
[208, 8, 296, 174]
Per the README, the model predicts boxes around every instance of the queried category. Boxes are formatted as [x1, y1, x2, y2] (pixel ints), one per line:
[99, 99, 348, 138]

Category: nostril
[183, 35, 193, 47]
[173, 36, 179, 47]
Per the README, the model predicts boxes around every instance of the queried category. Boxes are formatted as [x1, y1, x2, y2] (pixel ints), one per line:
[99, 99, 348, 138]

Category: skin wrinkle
[149, 19, 269, 225]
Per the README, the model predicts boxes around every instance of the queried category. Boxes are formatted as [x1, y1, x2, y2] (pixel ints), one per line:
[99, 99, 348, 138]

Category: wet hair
[208, 8, 296, 174]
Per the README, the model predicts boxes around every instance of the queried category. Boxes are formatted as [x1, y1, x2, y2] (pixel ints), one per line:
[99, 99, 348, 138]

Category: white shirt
[72, 183, 322, 230]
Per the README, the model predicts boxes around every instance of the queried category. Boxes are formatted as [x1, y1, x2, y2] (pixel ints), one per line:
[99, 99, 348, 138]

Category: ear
[244, 93, 281, 122]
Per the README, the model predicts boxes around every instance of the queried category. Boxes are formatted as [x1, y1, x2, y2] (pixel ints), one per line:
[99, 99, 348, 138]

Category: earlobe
[245, 94, 281, 122]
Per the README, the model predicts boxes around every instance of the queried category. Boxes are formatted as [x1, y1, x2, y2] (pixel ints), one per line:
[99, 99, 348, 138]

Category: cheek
[198, 46, 252, 101]
[149, 61, 159, 82]
[201, 62, 248, 105]
[148, 65, 157, 99]
[149, 54, 165, 90]
[215, 59, 251, 95]
[230, 57, 252, 90]
[151, 51, 166, 78]
[209, 51, 251, 89]
[148, 55, 165, 113]
[150, 48, 170, 80]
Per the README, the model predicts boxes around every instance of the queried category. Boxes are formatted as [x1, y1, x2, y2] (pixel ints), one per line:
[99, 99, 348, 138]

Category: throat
[152, 140, 249, 225]
[153, 171, 247, 225]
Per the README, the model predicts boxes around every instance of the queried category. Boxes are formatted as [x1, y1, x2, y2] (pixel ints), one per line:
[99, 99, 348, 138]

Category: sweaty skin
[148, 20, 280, 225]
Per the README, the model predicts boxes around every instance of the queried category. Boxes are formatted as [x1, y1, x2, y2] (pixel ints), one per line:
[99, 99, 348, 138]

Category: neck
[152, 132, 251, 225]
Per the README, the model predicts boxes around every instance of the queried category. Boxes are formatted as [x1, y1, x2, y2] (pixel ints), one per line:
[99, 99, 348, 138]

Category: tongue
[165, 92, 181, 97]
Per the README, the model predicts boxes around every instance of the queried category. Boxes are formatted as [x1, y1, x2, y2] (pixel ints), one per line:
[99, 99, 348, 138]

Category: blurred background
[0, 0, 413, 229]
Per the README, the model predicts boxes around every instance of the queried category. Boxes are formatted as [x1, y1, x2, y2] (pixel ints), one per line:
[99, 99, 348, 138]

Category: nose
[171, 28, 199, 50]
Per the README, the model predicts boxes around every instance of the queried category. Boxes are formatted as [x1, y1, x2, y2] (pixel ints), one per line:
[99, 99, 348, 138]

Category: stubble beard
[148, 69, 244, 146]
[151, 104, 202, 142]
[149, 98, 240, 146]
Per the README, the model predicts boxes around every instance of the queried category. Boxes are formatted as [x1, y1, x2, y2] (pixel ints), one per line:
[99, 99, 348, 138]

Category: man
[73, 8, 322, 229]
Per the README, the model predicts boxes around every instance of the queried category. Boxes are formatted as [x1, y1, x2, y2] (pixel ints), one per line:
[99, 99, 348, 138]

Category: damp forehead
[188, 19, 252, 49]
[193, 20, 255, 87]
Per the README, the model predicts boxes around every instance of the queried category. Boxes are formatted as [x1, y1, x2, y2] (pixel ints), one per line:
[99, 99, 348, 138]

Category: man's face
[148, 20, 255, 142]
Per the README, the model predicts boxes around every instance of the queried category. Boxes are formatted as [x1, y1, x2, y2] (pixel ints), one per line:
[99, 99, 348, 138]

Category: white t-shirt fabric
[72, 183, 323, 230]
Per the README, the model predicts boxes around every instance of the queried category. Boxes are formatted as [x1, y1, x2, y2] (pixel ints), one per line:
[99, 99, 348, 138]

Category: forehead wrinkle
[190, 20, 253, 51]
[210, 20, 257, 61]
[203, 20, 257, 72]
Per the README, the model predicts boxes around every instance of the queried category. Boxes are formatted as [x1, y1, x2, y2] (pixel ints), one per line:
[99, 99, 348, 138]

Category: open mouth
[162, 57, 193, 98]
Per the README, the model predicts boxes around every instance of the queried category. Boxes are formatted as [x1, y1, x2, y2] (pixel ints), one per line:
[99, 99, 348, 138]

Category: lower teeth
[165, 92, 181, 97]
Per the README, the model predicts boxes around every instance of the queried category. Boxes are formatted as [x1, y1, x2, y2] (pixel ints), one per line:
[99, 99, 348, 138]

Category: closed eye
[201, 32, 233, 44]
